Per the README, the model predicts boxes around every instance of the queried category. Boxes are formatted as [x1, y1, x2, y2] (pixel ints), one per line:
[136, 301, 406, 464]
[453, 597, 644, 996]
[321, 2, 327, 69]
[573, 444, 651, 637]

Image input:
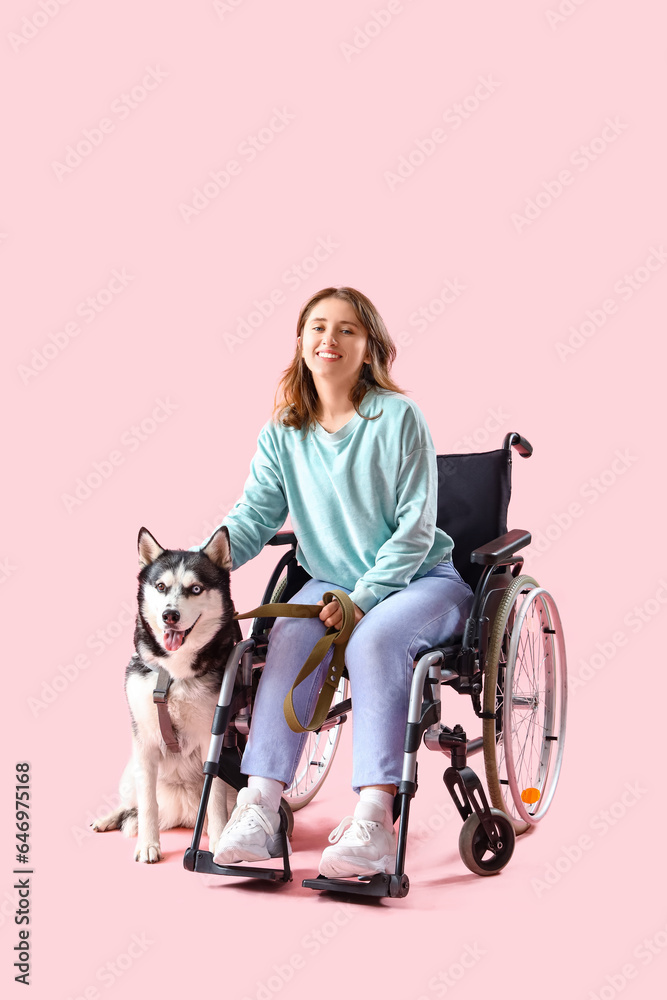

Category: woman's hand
[317, 598, 364, 630]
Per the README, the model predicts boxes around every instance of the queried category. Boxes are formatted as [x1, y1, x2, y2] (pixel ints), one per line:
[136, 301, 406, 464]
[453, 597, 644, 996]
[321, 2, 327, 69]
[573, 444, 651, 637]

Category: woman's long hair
[273, 286, 405, 430]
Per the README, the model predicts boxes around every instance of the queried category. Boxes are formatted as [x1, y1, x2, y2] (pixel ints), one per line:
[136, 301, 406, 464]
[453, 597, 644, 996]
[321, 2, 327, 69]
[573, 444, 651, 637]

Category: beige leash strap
[234, 590, 356, 734]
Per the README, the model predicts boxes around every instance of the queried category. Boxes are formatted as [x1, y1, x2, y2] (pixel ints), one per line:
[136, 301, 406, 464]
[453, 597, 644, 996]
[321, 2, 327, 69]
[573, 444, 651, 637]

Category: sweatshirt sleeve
[347, 409, 439, 613]
[191, 422, 288, 571]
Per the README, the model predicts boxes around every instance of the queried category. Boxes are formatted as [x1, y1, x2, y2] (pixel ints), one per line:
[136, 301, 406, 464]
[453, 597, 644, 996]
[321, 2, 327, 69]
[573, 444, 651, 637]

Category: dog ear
[138, 527, 165, 568]
[202, 526, 233, 571]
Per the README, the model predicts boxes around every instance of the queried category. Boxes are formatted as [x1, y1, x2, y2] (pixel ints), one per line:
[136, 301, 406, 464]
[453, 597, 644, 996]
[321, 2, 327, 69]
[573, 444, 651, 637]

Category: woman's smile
[298, 297, 371, 383]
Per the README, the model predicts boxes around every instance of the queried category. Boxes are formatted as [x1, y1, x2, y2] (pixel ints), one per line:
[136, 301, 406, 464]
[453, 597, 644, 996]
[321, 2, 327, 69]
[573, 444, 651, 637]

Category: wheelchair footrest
[183, 849, 292, 882]
[302, 872, 409, 898]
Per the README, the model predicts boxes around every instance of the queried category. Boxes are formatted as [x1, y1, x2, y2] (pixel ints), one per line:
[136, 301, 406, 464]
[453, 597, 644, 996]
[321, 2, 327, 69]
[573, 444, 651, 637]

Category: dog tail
[117, 807, 138, 837]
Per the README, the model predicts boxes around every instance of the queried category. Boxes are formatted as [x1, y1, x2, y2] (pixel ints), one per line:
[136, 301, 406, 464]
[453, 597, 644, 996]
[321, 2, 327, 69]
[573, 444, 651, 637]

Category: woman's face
[298, 297, 371, 390]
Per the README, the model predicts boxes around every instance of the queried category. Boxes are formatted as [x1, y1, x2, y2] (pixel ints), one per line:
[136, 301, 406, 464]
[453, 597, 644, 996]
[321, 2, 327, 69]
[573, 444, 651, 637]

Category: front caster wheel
[459, 808, 516, 876]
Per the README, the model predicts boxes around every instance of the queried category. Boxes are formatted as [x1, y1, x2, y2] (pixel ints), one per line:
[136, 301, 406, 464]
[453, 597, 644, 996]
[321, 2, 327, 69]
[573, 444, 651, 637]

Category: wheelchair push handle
[503, 432, 533, 457]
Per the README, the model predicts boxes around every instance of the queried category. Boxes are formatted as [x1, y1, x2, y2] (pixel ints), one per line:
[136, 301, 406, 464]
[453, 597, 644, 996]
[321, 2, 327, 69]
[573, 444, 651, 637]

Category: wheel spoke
[483, 580, 567, 830]
[283, 679, 348, 808]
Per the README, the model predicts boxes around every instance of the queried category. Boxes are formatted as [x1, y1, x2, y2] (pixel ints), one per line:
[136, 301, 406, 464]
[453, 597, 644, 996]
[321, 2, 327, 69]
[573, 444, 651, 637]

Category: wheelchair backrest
[436, 448, 512, 592]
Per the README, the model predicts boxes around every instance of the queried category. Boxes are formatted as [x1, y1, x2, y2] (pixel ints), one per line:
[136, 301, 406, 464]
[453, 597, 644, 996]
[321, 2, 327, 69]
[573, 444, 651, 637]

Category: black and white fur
[92, 526, 242, 862]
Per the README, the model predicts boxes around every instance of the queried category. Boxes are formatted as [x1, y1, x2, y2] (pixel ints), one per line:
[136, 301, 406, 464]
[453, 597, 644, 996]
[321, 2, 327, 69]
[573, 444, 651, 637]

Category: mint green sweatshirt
[202, 389, 453, 613]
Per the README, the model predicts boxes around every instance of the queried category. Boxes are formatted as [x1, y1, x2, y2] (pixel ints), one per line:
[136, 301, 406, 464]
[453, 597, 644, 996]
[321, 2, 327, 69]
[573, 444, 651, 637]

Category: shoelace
[225, 801, 276, 837]
[327, 816, 380, 845]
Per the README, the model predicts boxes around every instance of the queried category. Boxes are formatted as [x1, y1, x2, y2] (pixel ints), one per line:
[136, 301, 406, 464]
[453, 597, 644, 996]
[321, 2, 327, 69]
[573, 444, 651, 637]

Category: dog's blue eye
[191, 585, 202, 595]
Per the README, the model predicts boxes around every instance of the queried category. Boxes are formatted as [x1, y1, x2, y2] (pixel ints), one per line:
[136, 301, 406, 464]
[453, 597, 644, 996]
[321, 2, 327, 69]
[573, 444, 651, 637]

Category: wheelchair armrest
[470, 528, 531, 565]
[267, 531, 297, 547]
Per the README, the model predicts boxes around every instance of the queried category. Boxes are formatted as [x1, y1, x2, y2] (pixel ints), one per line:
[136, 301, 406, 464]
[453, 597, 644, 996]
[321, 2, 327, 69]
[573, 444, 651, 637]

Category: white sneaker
[319, 802, 396, 878]
[212, 787, 290, 865]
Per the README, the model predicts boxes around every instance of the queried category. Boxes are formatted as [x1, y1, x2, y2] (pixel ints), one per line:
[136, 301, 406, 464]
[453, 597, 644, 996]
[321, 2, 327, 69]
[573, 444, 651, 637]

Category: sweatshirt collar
[311, 389, 381, 442]
[313, 410, 362, 442]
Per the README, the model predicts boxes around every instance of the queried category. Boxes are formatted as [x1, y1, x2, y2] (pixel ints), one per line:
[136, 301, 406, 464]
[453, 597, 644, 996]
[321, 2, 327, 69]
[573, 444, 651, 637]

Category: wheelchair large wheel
[282, 675, 348, 810]
[482, 576, 567, 834]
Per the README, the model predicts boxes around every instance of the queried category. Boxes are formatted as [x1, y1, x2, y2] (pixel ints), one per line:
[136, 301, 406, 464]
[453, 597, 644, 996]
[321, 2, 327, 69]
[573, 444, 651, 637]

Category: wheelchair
[183, 431, 567, 898]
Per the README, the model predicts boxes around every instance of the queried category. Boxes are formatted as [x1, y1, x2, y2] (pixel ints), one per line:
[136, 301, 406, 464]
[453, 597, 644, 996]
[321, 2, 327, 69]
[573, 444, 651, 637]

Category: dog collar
[153, 667, 181, 753]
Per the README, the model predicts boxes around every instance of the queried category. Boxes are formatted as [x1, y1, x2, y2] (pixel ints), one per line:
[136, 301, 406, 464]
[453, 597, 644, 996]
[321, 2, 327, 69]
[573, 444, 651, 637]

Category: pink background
[3, 1, 665, 997]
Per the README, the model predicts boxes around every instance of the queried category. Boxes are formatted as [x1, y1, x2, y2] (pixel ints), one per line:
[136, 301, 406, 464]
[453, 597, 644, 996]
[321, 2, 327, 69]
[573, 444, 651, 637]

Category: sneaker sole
[318, 853, 395, 879]
[213, 834, 291, 866]
[213, 846, 273, 865]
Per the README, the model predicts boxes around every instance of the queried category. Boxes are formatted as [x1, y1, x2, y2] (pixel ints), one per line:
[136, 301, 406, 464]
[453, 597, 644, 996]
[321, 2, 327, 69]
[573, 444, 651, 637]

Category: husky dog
[92, 526, 242, 862]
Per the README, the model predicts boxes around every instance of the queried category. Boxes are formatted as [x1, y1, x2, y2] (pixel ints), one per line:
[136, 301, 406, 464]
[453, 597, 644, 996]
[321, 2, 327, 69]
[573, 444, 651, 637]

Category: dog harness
[153, 667, 181, 753]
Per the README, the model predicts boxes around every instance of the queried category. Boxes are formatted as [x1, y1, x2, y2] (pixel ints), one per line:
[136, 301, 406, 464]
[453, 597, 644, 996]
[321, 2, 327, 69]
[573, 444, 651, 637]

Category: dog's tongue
[164, 629, 184, 652]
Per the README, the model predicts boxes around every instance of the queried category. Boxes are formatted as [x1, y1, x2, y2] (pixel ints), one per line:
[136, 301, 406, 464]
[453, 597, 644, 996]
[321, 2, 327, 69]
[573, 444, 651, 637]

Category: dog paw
[91, 815, 117, 833]
[134, 842, 162, 864]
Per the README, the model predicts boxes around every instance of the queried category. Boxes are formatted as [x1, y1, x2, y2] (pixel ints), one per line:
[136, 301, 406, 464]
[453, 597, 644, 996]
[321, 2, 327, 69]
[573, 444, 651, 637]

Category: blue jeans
[241, 560, 475, 793]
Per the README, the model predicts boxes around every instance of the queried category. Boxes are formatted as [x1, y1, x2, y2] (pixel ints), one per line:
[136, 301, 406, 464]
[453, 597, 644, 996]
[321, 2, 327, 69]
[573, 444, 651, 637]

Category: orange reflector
[521, 787, 541, 804]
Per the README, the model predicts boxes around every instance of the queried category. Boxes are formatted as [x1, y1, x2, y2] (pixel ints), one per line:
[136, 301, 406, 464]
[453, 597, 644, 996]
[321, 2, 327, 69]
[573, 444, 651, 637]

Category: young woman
[206, 286, 474, 878]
